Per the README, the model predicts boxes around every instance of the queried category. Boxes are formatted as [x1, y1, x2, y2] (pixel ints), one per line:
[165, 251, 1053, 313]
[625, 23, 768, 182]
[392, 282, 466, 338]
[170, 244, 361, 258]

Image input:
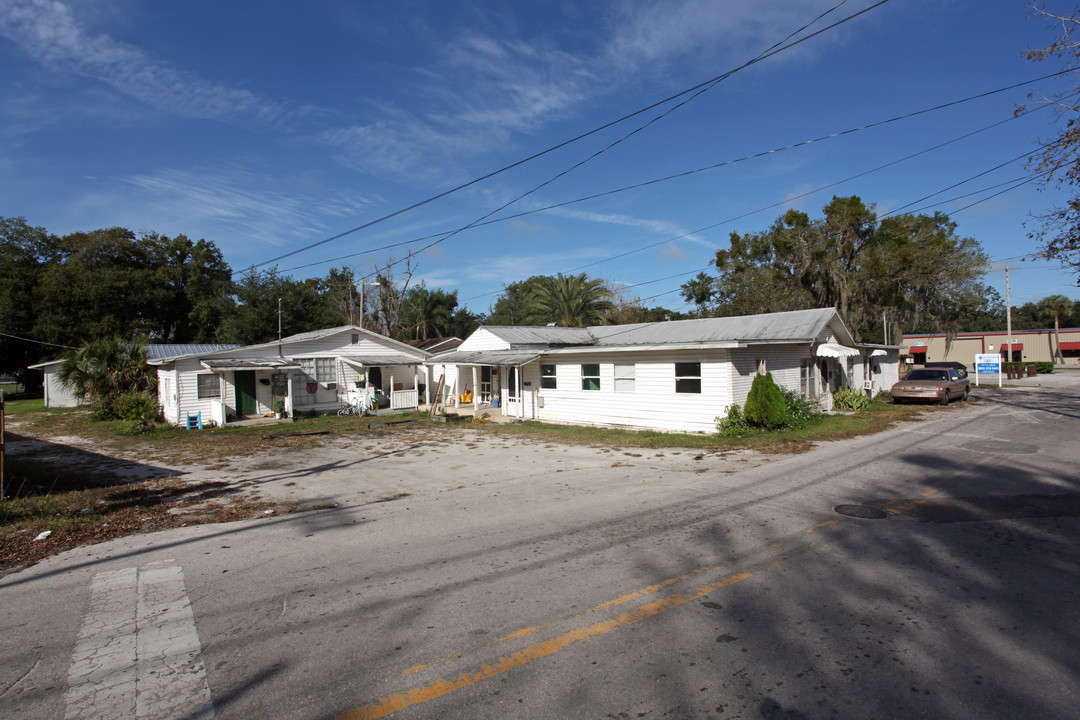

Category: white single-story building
[29, 344, 239, 408]
[149, 326, 431, 427]
[427, 308, 900, 433]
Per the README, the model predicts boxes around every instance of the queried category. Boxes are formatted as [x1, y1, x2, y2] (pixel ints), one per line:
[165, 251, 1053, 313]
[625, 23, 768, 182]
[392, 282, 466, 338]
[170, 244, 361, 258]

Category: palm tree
[528, 273, 615, 328]
[1038, 294, 1075, 363]
[58, 336, 154, 411]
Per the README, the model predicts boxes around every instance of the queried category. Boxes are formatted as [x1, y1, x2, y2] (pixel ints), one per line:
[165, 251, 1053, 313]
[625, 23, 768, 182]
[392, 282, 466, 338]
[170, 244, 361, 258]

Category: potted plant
[273, 400, 286, 419]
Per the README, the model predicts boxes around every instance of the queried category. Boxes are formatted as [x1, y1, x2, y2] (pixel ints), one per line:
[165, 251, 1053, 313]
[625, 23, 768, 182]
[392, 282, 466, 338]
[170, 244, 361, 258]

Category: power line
[0, 332, 76, 350]
[253, 0, 893, 272]
[283, 71, 1062, 279]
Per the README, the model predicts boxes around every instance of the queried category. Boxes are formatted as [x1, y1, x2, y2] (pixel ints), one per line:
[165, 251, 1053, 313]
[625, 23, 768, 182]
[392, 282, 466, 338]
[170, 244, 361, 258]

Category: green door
[234, 371, 258, 416]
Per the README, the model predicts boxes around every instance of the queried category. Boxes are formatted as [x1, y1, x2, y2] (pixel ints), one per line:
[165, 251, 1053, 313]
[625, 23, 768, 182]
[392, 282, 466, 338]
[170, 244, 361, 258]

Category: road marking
[338, 555, 797, 720]
[65, 560, 214, 720]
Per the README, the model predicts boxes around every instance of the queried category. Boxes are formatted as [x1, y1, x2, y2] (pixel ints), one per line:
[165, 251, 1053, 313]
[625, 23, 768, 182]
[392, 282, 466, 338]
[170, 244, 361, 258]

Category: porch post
[390, 372, 395, 410]
[421, 365, 430, 405]
[471, 366, 479, 408]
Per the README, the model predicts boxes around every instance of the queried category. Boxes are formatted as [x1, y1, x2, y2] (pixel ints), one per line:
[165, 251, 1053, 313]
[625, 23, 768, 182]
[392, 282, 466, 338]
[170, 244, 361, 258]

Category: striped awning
[815, 342, 860, 358]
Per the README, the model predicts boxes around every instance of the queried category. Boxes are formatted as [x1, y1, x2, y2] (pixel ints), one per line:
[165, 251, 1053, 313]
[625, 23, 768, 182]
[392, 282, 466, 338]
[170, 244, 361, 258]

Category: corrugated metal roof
[147, 344, 238, 360]
[425, 350, 541, 367]
[479, 326, 593, 346]
[480, 309, 847, 348]
[588, 308, 842, 346]
[338, 354, 425, 367]
[202, 358, 300, 370]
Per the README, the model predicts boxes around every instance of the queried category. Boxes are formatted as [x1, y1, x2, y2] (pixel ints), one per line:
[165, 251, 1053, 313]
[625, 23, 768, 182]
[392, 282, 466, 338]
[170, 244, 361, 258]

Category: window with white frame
[196, 373, 220, 399]
[581, 363, 600, 391]
[614, 363, 635, 393]
[800, 359, 817, 397]
[540, 364, 557, 389]
[674, 362, 701, 394]
[298, 358, 336, 383]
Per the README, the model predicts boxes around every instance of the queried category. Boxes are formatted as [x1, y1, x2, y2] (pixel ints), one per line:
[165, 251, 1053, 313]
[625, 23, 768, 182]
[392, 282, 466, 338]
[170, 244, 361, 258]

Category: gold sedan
[891, 368, 970, 405]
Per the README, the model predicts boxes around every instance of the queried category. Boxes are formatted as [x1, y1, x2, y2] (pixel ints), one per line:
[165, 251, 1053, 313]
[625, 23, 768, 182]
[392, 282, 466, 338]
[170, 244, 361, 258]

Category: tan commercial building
[902, 328, 1080, 367]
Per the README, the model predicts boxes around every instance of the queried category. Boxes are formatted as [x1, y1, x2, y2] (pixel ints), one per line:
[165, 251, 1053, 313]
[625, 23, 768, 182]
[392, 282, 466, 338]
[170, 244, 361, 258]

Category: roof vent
[546, 322, 557, 327]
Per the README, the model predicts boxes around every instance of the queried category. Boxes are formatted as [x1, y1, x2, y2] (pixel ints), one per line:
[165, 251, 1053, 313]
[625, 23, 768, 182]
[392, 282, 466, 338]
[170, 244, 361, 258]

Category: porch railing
[391, 389, 418, 410]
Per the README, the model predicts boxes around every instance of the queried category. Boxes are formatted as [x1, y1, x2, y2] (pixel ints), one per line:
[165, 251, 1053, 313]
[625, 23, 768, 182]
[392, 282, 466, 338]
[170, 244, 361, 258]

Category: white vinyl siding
[533, 352, 733, 433]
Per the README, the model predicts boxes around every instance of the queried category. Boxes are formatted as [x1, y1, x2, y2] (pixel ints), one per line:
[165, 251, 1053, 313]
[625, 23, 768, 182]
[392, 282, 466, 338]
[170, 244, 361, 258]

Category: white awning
[869, 349, 887, 357]
[816, 342, 860, 358]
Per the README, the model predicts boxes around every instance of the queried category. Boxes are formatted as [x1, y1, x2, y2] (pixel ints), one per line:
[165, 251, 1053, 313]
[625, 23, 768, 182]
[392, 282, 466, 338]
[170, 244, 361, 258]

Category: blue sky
[2, 0, 1079, 318]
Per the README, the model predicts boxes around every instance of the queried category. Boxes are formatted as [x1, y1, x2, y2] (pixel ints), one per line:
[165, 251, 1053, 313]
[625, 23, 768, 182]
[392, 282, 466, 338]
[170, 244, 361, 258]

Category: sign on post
[974, 353, 1002, 387]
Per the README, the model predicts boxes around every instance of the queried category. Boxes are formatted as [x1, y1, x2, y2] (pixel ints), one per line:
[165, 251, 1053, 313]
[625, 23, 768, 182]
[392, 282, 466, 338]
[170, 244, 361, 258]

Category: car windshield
[905, 370, 948, 381]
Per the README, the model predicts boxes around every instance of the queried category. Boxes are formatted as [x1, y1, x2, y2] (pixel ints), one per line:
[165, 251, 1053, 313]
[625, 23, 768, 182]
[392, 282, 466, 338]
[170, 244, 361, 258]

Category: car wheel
[893, 397, 904, 405]
[939, 392, 949, 406]
[963, 387, 969, 401]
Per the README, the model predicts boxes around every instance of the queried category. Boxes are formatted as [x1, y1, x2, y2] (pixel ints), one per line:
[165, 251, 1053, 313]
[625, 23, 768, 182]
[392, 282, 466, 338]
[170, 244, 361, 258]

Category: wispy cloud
[320, 0, 852, 180]
[0, 0, 289, 124]
[115, 163, 377, 254]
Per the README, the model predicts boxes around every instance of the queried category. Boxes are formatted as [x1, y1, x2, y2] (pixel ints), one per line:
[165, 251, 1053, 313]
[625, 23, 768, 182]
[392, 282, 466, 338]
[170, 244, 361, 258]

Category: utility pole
[278, 297, 283, 356]
[1005, 264, 1013, 365]
[882, 310, 888, 345]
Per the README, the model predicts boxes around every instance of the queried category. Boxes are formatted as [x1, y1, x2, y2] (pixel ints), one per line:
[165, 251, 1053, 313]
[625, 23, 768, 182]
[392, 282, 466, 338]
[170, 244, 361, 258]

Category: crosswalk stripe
[65, 560, 214, 720]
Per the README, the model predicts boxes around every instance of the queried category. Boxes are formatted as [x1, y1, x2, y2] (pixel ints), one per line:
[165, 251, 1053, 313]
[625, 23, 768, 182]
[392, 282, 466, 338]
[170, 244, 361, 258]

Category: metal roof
[426, 350, 541, 367]
[481, 308, 850, 349]
[147, 344, 238, 361]
[478, 326, 593, 346]
[338, 354, 425, 367]
[202, 358, 300, 370]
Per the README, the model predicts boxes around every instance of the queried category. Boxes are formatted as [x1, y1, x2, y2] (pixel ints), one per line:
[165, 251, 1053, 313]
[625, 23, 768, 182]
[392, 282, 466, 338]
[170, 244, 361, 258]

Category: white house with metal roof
[28, 344, 238, 408]
[427, 308, 899, 433]
[150, 327, 430, 427]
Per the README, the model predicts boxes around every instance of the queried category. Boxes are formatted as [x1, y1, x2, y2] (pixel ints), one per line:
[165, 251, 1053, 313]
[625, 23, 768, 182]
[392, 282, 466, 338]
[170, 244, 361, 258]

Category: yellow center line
[338, 556, 795, 720]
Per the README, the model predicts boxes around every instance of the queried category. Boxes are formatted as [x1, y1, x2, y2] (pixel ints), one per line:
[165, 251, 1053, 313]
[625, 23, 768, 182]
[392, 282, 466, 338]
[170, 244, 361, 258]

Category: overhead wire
[254, 0, 891, 273]
[281, 70, 1067, 279]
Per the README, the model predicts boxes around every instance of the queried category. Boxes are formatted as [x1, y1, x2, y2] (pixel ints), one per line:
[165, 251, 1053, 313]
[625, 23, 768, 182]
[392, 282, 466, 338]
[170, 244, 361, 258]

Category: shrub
[106, 391, 162, 433]
[716, 404, 750, 438]
[780, 387, 822, 427]
[1035, 361, 1055, 374]
[832, 387, 871, 411]
[744, 372, 788, 430]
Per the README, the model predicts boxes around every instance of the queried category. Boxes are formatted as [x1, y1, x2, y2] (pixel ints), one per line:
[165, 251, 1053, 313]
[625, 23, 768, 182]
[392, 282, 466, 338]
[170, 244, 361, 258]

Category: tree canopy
[680, 196, 994, 342]
[1021, 5, 1080, 282]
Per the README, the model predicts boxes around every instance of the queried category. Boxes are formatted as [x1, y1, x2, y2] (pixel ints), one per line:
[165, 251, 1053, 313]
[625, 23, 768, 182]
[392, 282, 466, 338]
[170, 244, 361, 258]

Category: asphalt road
[2, 375, 1079, 720]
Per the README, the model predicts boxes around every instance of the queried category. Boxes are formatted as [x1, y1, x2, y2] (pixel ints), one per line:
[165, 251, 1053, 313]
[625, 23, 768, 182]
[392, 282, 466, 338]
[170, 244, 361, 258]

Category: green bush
[1002, 361, 1054, 374]
[100, 391, 161, 431]
[744, 372, 788, 430]
[832, 387, 871, 411]
[716, 404, 750, 437]
[779, 387, 821, 427]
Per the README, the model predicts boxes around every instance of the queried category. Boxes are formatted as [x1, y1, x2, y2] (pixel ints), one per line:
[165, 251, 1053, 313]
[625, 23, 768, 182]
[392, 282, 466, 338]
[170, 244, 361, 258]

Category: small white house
[428, 308, 900, 433]
[29, 344, 238, 408]
[150, 326, 431, 427]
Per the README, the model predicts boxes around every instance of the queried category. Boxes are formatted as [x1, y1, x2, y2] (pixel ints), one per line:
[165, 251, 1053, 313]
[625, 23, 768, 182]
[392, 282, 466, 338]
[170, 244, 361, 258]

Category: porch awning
[201, 358, 301, 370]
[869, 349, 887, 357]
[815, 342, 860, 358]
[338, 354, 425, 368]
[1061, 342, 1080, 351]
[425, 350, 541, 367]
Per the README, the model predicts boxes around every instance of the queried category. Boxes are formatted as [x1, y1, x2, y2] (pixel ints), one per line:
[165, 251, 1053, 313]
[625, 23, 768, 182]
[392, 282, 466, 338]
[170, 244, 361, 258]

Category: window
[196, 374, 220, 399]
[299, 358, 336, 383]
[675, 362, 701, 394]
[540, 364, 557, 389]
[614, 363, 635, 393]
[757, 358, 767, 375]
[581, 363, 600, 391]
[351, 333, 360, 344]
[801, 359, 817, 397]
[315, 358, 335, 382]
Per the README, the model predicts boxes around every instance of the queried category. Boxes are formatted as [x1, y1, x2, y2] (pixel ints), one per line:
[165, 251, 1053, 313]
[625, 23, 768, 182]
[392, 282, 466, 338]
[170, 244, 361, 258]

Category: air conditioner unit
[326, 382, 337, 390]
[863, 380, 874, 391]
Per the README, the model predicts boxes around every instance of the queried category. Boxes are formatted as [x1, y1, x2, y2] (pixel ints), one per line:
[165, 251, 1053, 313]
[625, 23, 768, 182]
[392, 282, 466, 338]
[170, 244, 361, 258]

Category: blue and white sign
[974, 353, 1001, 387]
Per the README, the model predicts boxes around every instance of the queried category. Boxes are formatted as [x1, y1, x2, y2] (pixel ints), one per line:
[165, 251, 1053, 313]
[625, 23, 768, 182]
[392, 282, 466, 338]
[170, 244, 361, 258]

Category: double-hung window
[614, 363, 635, 393]
[540, 364, 557, 389]
[581, 363, 600, 391]
[675, 362, 701, 394]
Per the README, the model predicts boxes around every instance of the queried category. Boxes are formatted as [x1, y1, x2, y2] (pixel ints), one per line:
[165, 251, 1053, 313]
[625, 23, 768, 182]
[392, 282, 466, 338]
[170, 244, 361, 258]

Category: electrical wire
[252, 0, 893, 272]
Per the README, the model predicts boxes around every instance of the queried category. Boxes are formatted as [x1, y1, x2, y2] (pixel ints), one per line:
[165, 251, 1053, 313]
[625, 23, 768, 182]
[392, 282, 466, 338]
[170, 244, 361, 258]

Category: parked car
[891, 367, 969, 405]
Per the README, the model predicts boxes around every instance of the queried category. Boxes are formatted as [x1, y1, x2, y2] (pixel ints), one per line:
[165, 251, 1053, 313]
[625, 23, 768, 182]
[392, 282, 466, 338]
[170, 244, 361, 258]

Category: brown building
[902, 328, 1080, 367]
